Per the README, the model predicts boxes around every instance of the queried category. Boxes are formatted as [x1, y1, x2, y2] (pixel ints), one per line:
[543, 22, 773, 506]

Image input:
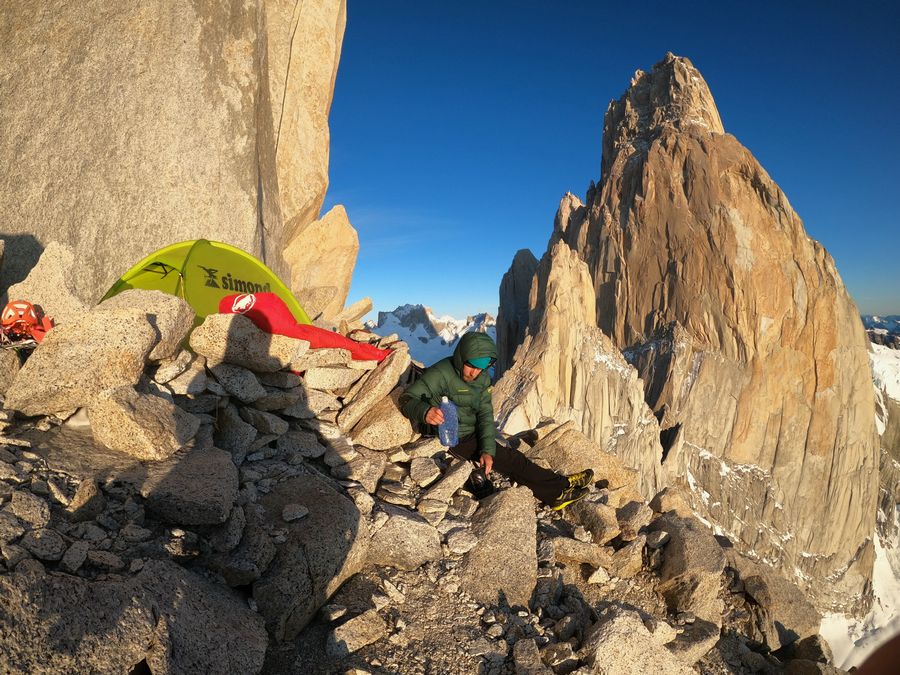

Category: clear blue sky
[323, 1, 900, 320]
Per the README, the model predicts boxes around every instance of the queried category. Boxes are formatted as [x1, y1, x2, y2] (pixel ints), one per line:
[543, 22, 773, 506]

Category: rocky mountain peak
[377, 304, 441, 338]
[602, 53, 724, 180]
[499, 54, 879, 615]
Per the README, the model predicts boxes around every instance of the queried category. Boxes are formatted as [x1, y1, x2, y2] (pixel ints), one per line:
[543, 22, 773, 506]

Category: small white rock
[587, 566, 610, 584]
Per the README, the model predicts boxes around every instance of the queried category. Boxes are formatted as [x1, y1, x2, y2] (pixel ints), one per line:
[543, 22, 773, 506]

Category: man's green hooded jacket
[399, 332, 499, 455]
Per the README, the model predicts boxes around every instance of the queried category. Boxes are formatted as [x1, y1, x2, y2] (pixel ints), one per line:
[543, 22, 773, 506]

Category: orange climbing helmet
[0, 300, 54, 343]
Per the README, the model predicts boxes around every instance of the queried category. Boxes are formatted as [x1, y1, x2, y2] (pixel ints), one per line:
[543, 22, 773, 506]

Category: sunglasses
[465, 358, 496, 370]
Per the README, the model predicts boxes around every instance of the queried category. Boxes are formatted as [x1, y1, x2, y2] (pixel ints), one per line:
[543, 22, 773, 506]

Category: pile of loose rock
[0, 287, 848, 674]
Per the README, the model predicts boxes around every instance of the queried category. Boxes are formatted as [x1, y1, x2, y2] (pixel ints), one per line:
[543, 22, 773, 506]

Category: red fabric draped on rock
[218, 293, 390, 363]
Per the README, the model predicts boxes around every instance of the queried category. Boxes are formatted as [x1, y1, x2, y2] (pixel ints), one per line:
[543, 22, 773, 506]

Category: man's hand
[425, 406, 444, 425]
[479, 453, 493, 476]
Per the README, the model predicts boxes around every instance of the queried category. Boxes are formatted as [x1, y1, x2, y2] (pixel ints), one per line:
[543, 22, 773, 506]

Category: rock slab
[253, 471, 369, 641]
[89, 387, 200, 461]
[458, 487, 537, 608]
[4, 308, 156, 416]
[141, 447, 238, 526]
[367, 505, 441, 571]
[0, 559, 266, 673]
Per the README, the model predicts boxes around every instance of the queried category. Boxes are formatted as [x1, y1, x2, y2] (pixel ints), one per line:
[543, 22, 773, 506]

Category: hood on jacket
[451, 332, 498, 376]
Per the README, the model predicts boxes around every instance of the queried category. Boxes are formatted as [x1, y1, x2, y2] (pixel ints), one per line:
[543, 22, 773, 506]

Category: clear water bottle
[438, 396, 458, 447]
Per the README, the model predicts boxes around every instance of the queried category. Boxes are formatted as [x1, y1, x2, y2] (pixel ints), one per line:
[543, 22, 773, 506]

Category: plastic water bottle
[438, 396, 459, 447]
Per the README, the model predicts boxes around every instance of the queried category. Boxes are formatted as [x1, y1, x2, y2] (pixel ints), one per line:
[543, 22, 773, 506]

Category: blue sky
[323, 1, 900, 319]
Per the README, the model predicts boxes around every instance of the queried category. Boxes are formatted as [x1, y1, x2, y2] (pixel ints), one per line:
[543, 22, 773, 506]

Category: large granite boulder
[727, 549, 821, 650]
[140, 446, 238, 525]
[284, 204, 359, 321]
[577, 604, 695, 675]
[539, 537, 613, 569]
[4, 308, 156, 416]
[649, 512, 726, 625]
[367, 505, 442, 571]
[458, 486, 537, 608]
[0, 559, 266, 674]
[265, 0, 347, 242]
[214, 403, 258, 462]
[98, 289, 194, 361]
[88, 387, 200, 460]
[339, 348, 412, 432]
[525, 422, 650, 499]
[350, 387, 416, 451]
[190, 313, 310, 373]
[422, 460, 473, 503]
[253, 470, 369, 641]
[0, 0, 347, 307]
[206, 505, 277, 587]
[209, 363, 267, 403]
[569, 497, 621, 545]
[0, 350, 21, 397]
[325, 608, 388, 658]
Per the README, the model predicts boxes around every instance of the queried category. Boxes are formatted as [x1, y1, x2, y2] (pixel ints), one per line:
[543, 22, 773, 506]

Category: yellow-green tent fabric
[102, 239, 311, 324]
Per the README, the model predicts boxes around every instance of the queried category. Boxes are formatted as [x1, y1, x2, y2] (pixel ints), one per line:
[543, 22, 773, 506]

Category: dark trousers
[450, 434, 568, 505]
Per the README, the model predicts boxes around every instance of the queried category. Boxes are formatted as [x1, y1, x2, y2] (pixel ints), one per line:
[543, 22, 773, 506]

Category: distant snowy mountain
[367, 304, 496, 366]
[863, 315, 900, 349]
[863, 315, 900, 332]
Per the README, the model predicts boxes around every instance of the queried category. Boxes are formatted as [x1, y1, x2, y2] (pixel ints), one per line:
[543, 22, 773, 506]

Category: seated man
[399, 332, 593, 509]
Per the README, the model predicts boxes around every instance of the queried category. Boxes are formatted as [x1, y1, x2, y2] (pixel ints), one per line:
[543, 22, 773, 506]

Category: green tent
[102, 239, 311, 324]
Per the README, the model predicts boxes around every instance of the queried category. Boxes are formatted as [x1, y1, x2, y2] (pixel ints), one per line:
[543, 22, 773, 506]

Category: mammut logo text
[199, 266, 220, 288]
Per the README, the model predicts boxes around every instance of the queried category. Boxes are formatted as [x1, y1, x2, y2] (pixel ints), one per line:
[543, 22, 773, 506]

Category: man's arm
[399, 365, 445, 425]
[475, 384, 497, 457]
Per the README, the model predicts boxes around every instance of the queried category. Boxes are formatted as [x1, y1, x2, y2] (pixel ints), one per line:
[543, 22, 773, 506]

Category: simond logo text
[197, 266, 272, 294]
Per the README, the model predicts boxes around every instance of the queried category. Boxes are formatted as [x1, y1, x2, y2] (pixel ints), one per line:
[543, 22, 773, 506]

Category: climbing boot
[566, 468, 594, 490]
[549, 485, 589, 511]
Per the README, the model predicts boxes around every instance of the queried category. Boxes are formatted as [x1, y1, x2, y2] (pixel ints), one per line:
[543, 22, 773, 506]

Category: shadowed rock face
[0, 559, 267, 673]
[499, 53, 878, 612]
[0, 0, 348, 306]
[254, 471, 369, 641]
[496, 249, 538, 378]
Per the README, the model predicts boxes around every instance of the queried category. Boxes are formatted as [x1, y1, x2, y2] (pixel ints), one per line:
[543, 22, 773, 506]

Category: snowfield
[822, 530, 900, 669]
[871, 343, 900, 403]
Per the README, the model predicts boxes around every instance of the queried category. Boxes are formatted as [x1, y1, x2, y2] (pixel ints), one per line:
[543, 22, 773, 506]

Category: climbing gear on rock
[550, 485, 589, 511]
[465, 466, 496, 500]
[566, 468, 595, 490]
[0, 300, 54, 348]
